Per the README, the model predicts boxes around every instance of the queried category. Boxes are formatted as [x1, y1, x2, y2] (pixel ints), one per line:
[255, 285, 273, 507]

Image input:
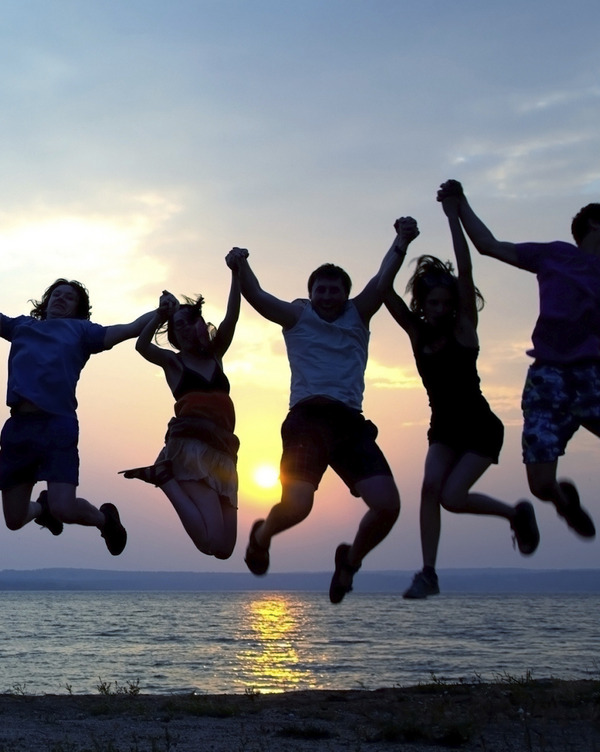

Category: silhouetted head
[406, 255, 484, 328]
[571, 203, 600, 245]
[165, 295, 216, 352]
[307, 263, 352, 322]
[30, 279, 91, 320]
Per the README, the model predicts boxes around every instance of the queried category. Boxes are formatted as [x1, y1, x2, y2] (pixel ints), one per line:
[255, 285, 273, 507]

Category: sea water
[0, 591, 597, 695]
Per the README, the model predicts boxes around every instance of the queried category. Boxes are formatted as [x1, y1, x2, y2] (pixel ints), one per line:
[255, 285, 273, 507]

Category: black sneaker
[558, 481, 596, 538]
[511, 500, 540, 555]
[100, 503, 127, 555]
[403, 570, 440, 599]
[34, 491, 63, 536]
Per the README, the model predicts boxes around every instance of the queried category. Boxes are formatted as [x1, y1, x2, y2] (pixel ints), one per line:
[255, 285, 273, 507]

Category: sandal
[119, 460, 174, 487]
[244, 520, 270, 576]
[329, 543, 361, 604]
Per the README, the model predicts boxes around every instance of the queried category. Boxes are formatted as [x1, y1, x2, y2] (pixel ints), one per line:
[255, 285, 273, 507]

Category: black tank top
[414, 336, 485, 416]
[173, 358, 230, 400]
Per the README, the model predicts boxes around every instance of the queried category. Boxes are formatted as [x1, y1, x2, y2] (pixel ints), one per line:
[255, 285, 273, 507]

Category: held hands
[437, 180, 464, 216]
[158, 290, 179, 322]
[393, 216, 419, 249]
[225, 247, 249, 271]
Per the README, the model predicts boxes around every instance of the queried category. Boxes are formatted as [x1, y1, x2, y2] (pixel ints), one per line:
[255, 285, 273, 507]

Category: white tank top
[283, 301, 369, 410]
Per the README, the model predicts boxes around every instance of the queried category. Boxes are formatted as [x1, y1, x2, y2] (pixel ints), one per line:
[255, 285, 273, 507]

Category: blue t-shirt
[0, 315, 109, 416]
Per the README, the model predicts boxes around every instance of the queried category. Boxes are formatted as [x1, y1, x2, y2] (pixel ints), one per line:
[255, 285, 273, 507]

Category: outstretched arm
[437, 180, 518, 265]
[354, 216, 420, 324]
[211, 270, 242, 358]
[225, 247, 302, 329]
[103, 292, 177, 349]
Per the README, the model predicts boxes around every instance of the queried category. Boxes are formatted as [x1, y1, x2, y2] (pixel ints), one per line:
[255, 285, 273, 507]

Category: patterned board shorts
[521, 361, 600, 464]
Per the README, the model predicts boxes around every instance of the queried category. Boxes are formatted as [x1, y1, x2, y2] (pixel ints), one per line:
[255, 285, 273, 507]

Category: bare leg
[161, 478, 237, 558]
[442, 454, 540, 555]
[2, 482, 38, 530]
[526, 460, 561, 508]
[347, 475, 400, 568]
[441, 453, 514, 519]
[419, 444, 458, 569]
[244, 480, 315, 575]
[46, 483, 104, 527]
[527, 461, 595, 538]
[252, 480, 315, 549]
[215, 502, 237, 560]
[328, 474, 399, 603]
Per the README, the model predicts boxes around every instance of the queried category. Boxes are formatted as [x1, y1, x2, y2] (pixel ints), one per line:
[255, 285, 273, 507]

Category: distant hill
[0, 567, 598, 593]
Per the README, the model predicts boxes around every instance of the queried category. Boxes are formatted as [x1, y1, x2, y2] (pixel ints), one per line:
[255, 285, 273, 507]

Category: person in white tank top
[226, 217, 419, 604]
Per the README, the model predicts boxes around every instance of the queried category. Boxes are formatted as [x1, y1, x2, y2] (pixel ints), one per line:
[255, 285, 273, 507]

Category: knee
[279, 491, 314, 523]
[371, 498, 400, 527]
[213, 549, 233, 560]
[440, 489, 466, 513]
[382, 505, 400, 526]
[5, 515, 25, 531]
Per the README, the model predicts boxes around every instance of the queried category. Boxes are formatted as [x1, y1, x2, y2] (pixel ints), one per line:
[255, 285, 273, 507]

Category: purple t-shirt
[0, 315, 109, 416]
[515, 241, 600, 363]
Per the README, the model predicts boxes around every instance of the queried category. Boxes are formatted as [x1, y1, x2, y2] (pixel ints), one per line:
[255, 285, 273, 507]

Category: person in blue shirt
[0, 278, 172, 555]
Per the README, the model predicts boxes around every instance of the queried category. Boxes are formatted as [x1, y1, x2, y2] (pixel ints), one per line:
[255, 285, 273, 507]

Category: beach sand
[0, 679, 597, 751]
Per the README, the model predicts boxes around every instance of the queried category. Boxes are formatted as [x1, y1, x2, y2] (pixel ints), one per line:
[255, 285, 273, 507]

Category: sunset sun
[253, 464, 279, 489]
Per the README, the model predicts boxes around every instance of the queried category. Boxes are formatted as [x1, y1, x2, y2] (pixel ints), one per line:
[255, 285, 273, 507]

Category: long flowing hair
[405, 255, 484, 321]
[159, 295, 216, 351]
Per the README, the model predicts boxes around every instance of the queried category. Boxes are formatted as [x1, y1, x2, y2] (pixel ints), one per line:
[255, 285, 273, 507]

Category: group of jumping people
[0, 180, 597, 602]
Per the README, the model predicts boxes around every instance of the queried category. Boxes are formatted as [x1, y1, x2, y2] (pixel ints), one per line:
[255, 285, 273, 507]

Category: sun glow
[252, 464, 279, 489]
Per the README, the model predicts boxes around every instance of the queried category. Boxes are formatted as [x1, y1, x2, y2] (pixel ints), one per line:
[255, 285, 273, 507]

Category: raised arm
[354, 216, 420, 324]
[437, 180, 518, 265]
[134, 291, 179, 367]
[439, 193, 478, 327]
[211, 270, 241, 358]
[225, 247, 302, 329]
[375, 217, 420, 337]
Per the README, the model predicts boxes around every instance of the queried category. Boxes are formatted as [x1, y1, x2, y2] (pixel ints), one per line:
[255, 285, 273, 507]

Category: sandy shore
[0, 679, 597, 751]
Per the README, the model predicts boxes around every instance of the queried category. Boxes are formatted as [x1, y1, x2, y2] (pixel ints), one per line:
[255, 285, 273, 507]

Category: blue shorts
[0, 413, 80, 489]
[280, 402, 393, 496]
[521, 361, 600, 464]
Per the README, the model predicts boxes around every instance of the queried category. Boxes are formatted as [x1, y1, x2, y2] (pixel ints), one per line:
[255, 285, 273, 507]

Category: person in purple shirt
[0, 278, 172, 555]
[437, 180, 599, 541]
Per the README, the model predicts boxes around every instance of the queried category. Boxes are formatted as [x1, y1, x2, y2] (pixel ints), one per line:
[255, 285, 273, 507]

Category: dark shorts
[280, 402, 393, 496]
[521, 361, 600, 464]
[0, 413, 80, 489]
[428, 404, 504, 463]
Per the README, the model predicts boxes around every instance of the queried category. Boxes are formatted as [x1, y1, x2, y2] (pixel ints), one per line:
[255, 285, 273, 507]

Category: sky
[0, 0, 599, 574]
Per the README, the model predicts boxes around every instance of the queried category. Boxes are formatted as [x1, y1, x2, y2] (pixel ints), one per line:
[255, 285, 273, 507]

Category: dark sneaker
[34, 490, 63, 536]
[557, 481, 596, 538]
[329, 543, 361, 604]
[100, 503, 127, 555]
[244, 520, 269, 576]
[511, 500, 540, 555]
[403, 570, 440, 599]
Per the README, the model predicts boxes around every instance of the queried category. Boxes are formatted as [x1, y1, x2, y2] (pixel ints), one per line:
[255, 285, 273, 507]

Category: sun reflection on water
[236, 594, 318, 693]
